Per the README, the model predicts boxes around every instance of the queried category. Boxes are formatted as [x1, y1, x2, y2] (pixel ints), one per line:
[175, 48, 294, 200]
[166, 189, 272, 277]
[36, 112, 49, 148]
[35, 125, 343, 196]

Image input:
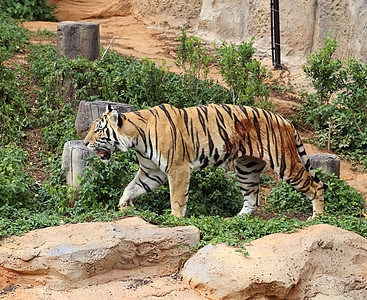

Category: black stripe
[138, 179, 152, 192]
[197, 108, 207, 135]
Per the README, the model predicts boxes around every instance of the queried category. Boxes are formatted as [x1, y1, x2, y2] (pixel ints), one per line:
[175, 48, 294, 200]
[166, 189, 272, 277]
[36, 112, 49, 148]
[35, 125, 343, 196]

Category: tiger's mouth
[96, 148, 111, 161]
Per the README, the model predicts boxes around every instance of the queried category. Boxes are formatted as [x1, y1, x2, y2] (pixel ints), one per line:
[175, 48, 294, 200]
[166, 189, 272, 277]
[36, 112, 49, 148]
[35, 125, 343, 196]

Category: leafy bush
[0, 13, 30, 63]
[0, 15, 32, 145]
[37, 102, 77, 151]
[77, 151, 137, 212]
[174, 30, 272, 108]
[0, 66, 30, 144]
[2, 0, 57, 21]
[265, 169, 366, 217]
[0, 146, 38, 207]
[28, 44, 231, 109]
[187, 167, 242, 217]
[214, 38, 271, 107]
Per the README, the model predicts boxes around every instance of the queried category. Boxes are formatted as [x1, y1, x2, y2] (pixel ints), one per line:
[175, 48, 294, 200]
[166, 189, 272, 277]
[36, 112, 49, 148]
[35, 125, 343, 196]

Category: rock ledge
[182, 224, 367, 299]
[0, 216, 200, 290]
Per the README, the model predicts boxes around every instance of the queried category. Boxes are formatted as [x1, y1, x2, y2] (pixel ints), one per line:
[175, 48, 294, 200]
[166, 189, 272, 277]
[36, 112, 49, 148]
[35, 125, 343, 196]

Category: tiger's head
[84, 104, 129, 163]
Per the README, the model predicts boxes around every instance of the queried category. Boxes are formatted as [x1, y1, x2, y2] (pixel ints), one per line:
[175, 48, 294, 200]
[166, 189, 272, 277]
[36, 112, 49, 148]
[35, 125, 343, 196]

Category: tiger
[84, 103, 326, 219]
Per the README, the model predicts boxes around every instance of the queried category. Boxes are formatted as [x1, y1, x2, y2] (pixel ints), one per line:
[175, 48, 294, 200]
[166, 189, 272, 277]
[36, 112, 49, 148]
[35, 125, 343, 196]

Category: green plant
[214, 38, 271, 107]
[187, 167, 242, 217]
[2, 0, 57, 21]
[0, 146, 38, 207]
[77, 151, 138, 212]
[303, 32, 343, 151]
[175, 29, 214, 100]
[0, 13, 29, 63]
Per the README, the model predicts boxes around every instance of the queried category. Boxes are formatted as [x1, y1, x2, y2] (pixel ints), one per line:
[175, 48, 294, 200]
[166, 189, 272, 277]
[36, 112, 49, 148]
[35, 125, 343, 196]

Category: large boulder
[0, 217, 200, 290]
[182, 224, 367, 299]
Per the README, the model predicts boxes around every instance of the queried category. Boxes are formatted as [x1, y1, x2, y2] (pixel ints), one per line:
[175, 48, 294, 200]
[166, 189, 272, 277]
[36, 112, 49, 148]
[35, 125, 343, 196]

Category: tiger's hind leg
[235, 157, 266, 215]
[282, 161, 325, 218]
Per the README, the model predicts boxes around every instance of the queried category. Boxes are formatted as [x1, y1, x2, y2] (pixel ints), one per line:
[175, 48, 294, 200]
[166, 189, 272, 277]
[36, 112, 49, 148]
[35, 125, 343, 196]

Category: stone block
[308, 153, 340, 178]
[57, 21, 100, 61]
[75, 100, 135, 138]
[61, 140, 93, 191]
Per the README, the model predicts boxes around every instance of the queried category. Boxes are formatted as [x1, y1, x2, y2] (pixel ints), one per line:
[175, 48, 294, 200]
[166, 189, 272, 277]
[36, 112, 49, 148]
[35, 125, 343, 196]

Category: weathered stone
[57, 21, 100, 61]
[0, 217, 200, 290]
[131, 0, 367, 64]
[309, 153, 340, 178]
[75, 100, 135, 138]
[61, 140, 93, 191]
[56, 21, 100, 102]
[182, 224, 367, 299]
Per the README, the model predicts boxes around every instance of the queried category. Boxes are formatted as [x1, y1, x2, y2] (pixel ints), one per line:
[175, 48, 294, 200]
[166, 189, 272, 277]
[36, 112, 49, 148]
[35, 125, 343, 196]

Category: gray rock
[61, 140, 93, 191]
[57, 21, 100, 61]
[0, 217, 200, 289]
[75, 100, 135, 138]
[309, 153, 340, 178]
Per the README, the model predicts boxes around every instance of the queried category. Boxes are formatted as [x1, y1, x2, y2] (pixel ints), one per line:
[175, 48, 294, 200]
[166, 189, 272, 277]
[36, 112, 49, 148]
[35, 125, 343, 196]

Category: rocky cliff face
[131, 0, 367, 64]
[52, 0, 367, 64]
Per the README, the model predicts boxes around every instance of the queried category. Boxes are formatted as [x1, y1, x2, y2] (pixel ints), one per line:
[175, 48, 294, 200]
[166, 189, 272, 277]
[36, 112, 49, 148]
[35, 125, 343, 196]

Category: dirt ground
[4, 3, 365, 299]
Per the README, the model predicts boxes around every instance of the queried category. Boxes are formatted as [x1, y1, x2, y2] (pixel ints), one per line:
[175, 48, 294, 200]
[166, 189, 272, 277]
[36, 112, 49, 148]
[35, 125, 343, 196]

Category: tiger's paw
[307, 213, 324, 221]
[119, 196, 136, 211]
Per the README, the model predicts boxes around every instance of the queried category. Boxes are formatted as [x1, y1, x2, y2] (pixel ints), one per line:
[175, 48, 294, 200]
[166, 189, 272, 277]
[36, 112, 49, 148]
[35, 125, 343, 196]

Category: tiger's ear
[110, 110, 123, 127]
[106, 104, 113, 113]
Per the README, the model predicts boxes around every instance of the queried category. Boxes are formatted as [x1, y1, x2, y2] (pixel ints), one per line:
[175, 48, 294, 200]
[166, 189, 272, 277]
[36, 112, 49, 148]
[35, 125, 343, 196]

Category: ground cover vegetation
[0, 12, 366, 254]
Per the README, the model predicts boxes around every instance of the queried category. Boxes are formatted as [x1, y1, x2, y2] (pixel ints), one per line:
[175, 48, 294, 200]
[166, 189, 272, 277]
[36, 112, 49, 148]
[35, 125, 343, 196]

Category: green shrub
[0, 13, 29, 63]
[214, 38, 271, 107]
[0, 15, 31, 145]
[0, 146, 38, 207]
[187, 167, 242, 217]
[28, 44, 232, 109]
[0, 66, 30, 145]
[37, 102, 77, 152]
[77, 151, 137, 212]
[2, 0, 57, 21]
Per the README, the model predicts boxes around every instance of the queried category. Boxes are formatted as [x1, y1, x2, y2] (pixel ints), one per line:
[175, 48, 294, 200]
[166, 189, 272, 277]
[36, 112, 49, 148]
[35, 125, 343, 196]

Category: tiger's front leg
[167, 167, 191, 218]
[119, 162, 167, 210]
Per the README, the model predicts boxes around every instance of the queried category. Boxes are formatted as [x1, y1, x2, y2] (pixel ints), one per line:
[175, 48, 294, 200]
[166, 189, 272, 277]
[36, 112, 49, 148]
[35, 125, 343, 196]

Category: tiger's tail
[292, 126, 328, 190]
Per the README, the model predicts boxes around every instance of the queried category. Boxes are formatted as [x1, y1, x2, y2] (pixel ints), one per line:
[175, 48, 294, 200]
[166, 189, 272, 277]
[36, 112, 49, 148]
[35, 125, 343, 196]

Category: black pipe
[271, 0, 282, 69]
